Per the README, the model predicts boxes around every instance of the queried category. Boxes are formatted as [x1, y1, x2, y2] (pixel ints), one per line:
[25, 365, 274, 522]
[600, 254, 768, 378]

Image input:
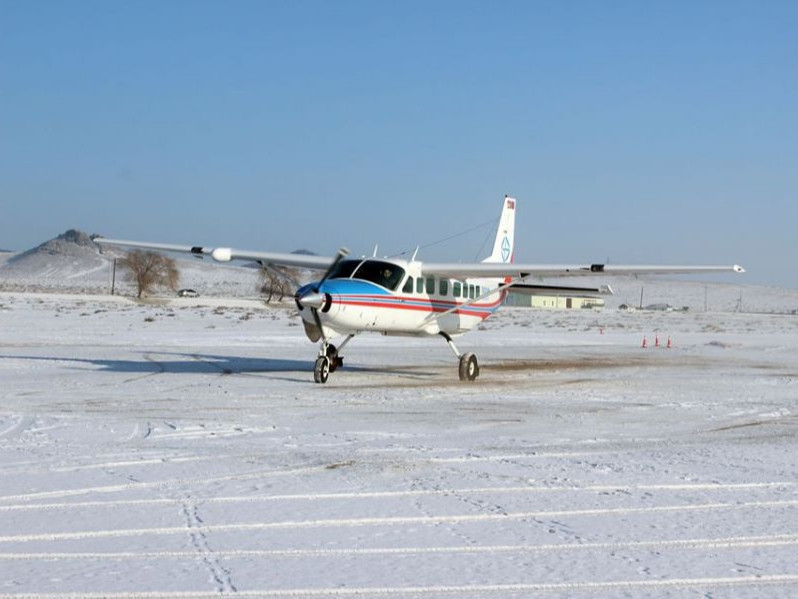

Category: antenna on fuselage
[411, 246, 419, 262]
[372, 244, 379, 258]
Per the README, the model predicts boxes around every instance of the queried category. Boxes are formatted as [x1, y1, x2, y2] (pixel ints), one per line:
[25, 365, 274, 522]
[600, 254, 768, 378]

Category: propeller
[314, 247, 350, 292]
[295, 247, 350, 312]
[293, 247, 349, 345]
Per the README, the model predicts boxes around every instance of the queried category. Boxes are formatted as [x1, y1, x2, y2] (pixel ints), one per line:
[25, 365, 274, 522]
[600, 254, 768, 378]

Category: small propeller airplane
[97, 197, 744, 384]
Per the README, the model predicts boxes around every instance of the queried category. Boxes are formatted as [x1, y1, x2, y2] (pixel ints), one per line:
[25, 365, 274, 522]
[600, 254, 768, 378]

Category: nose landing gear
[314, 335, 354, 384]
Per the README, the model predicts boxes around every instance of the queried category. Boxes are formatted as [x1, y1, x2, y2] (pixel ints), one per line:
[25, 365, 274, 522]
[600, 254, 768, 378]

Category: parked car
[177, 289, 199, 298]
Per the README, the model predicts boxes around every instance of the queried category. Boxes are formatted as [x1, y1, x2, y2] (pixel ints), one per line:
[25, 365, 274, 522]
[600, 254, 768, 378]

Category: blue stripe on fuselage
[298, 279, 392, 297]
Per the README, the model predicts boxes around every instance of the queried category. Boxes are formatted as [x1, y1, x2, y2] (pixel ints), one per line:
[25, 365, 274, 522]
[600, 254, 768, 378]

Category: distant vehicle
[177, 289, 199, 298]
[97, 197, 744, 384]
[644, 303, 674, 312]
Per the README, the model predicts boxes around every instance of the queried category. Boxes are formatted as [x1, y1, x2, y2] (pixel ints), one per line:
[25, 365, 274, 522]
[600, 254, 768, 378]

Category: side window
[476, 285, 481, 297]
[469, 284, 475, 299]
[439, 279, 448, 296]
[416, 277, 424, 294]
[453, 281, 462, 298]
[402, 276, 413, 294]
[425, 277, 435, 294]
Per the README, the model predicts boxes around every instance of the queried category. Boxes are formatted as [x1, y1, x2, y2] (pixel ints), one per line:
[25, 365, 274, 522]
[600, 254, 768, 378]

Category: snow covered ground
[1, 291, 797, 598]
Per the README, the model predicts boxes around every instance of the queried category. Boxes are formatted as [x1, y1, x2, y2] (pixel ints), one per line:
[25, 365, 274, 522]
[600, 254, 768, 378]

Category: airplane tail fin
[483, 196, 516, 264]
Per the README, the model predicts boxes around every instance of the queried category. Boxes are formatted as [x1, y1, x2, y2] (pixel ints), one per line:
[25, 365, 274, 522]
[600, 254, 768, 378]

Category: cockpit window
[328, 259, 362, 280]
[352, 260, 407, 291]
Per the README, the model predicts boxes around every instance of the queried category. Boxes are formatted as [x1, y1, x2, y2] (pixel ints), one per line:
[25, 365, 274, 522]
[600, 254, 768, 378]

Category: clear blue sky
[1, 1, 796, 287]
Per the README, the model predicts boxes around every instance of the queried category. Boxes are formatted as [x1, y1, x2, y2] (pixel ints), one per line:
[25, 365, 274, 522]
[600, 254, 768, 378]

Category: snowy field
[1, 290, 798, 598]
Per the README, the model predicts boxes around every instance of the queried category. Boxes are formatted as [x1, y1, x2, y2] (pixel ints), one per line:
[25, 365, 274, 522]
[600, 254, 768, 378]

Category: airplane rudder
[486, 196, 516, 264]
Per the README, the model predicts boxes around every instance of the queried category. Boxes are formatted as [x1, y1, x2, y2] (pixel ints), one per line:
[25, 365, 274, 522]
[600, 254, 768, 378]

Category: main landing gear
[314, 335, 354, 384]
[441, 332, 480, 382]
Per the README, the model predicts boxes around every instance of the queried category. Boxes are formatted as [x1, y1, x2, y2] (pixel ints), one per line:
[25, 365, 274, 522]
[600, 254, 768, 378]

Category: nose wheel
[314, 355, 331, 384]
[313, 335, 354, 384]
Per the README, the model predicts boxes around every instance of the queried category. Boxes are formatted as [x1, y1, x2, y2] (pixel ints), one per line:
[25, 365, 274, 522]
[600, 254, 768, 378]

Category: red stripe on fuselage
[335, 296, 501, 319]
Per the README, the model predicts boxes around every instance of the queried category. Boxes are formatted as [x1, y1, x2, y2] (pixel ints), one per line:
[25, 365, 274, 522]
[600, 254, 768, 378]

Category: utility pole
[639, 287, 644, 310]
[110, 258, 117, 295]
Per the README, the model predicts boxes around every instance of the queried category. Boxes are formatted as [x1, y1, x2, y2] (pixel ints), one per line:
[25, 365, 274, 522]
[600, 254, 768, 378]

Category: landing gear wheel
[325, 344, 343, 372]
[314, 356, 331, 384]
[458, 352, 479, 382]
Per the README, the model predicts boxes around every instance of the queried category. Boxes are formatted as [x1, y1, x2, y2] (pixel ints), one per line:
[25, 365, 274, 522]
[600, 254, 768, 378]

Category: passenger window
[425, 277, 435, 294]
[453, 281, 462, 297]
[476, 285, 481, 297]
[439, 280, 448, 296]
[416, 277, 424, 293]
[469, 284, 475, 299]
[402, 276, 413, 294]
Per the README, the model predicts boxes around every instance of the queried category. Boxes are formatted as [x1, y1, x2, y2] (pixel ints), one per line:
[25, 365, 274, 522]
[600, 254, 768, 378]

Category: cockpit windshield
[327, 259, 361, 281]
[328, 258, 406, 291]
[352, 260, 406, 291]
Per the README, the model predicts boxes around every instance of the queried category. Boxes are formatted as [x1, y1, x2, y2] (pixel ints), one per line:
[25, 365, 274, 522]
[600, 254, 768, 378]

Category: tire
[325, 344, 340, 373]
[458, 352, 479, 382]
[314, 356, 331, 384]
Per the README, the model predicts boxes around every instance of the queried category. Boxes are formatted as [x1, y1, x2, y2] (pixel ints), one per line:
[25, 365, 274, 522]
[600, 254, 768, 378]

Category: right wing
[422, 262, 745, 279]
[507, 282, 614, 297]
[95, 238, 336, 271]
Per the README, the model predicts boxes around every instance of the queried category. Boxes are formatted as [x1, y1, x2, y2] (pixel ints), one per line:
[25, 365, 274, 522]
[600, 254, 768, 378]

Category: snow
[1, 290, 798, 597]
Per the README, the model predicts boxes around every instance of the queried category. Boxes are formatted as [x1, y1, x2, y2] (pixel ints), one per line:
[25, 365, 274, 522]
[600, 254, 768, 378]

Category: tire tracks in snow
[0, 481, 794, 511]
[2, 574, 798, 597]
[0, 415, 34, 440]
[0, 464, 326, 503]
[2, 499, 798, 543]
[2, 532, 798, 560]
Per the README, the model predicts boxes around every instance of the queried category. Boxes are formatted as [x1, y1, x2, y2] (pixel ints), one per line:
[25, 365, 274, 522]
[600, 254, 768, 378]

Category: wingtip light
[211, 247, 232, 262]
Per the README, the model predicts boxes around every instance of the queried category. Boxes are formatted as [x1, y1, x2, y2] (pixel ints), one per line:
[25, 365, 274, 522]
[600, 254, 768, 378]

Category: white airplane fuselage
[295, 257, 506, 340]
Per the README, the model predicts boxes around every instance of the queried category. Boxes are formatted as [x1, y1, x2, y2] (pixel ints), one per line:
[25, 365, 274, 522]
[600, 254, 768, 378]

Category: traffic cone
[666, 336, 672, 349]
[655, 335, 660, 348]
[642, 336, 648, 349]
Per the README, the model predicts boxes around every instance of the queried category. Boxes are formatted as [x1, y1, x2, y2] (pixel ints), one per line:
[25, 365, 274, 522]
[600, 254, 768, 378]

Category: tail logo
[501, 236, 511, 262]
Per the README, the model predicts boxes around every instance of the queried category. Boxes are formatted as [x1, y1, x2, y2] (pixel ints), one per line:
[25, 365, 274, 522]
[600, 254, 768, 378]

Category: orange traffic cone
[655, 335, 660, 348]
[666, 336, 672, 349]
[642, 336, 648, 349]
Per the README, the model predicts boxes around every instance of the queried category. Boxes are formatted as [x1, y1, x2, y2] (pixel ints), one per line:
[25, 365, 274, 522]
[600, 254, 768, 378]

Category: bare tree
[259, 265, 300, 303]
[120, 250, 180, 298]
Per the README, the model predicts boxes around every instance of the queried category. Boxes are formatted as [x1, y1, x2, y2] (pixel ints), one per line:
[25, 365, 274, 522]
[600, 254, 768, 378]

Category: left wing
[421, 262, 745, 278]
[95, 238, 336, 271]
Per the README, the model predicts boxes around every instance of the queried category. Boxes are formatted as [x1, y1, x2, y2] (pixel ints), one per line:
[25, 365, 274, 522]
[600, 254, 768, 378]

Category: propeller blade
[311, 303, 325, 340]
[313, 247, 350, 292]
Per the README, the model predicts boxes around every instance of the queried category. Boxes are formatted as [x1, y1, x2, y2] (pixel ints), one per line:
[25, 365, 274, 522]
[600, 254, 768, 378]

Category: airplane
[97, 197, 744, 384]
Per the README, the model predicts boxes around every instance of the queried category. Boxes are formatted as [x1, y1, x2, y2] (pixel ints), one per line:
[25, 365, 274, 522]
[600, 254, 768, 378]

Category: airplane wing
[95, 238, 336, 271]
[507, 283, 614, 296]
[421, 262, 745, 278]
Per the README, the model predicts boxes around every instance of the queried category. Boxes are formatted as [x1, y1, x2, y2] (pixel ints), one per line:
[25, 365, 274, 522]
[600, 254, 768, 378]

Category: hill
[0, 229, 266, 297]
